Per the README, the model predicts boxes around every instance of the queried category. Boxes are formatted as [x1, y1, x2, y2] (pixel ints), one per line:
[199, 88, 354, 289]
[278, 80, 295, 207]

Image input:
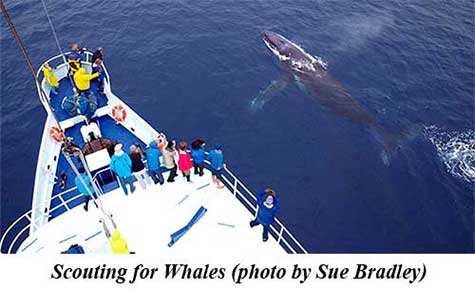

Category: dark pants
[78, 88, 93, 98]
[167, 165, 178, 182]
[148, 168, 164, 185]
[250, 219, 270, 240]
[117, 175, 136, 195]
[193, 162, 204, 176]
[83, 193, 98, 211]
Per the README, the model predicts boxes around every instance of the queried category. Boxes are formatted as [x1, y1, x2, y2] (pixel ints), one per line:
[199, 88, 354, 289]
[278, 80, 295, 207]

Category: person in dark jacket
[74, 167, 98, 212]
[191, 139, 206, 176]
[129, 144, 151, 190]
[68, 42, 87, 60]
[250, 189, 280, 242]
[91, 47, 103, 64]
[92, 58, 105, 94]
[145, 141, 164, 185]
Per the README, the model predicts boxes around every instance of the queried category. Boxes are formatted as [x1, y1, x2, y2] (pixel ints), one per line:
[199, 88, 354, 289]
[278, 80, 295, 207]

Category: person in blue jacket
[145, 141, 164, 185]
[250, 188, 280, 242]
[110, 143, 136, 195]
[208, 144, 225, 189]
[74, 167, 98, 212]
[61, 244, 85, 254]
[191, 139, 206, 176]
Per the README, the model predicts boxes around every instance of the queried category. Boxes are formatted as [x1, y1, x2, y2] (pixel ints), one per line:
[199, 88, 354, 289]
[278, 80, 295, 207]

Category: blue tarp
[168, 206, 207, 247]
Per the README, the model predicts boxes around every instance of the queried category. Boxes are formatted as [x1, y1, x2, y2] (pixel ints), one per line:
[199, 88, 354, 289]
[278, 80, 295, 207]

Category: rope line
[40, 0, 67, 64]
[0, 0, 63, 131]
[40, 0, 76, 91]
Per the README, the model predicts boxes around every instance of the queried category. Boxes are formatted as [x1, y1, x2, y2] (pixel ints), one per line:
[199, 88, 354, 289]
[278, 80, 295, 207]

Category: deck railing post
[233, 179, 238, 196]
[277, 227, 284, 244]
[58, 195, 70, 210]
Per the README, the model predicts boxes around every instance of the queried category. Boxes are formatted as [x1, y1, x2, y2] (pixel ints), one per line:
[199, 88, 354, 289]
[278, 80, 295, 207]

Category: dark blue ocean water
[1, 0, 474, 252]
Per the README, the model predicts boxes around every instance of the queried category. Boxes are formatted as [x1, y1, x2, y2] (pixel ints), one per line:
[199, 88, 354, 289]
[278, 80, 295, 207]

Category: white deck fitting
[19, 170, 284, 255]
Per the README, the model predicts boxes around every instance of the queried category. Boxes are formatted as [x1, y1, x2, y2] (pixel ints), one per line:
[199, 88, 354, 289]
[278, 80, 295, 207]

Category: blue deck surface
[50, 78, 108, 122]
[49, 79, 146, 219]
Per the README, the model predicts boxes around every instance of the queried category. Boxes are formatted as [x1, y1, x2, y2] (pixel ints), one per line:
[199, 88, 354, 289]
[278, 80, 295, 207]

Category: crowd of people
[42, 42, 105, 98]
[106, 133, 227, 196]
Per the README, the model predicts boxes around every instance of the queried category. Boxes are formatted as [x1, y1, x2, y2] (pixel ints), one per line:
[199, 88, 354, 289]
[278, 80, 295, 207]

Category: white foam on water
[424, 125, 475, 183]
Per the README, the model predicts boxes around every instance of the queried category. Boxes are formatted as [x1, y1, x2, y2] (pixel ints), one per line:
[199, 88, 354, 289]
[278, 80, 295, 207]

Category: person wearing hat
[109, 230, 129, 254]
[110, 143, 136, 195]
[145, 141, 164, 185]
[191, 139, 206, 176]
[250, 188, 280, 242]
[161, 140, 178, 182]
[129, 144, 151, 190]
[208, 144, 225, 189]
[41, 62, 59, 95]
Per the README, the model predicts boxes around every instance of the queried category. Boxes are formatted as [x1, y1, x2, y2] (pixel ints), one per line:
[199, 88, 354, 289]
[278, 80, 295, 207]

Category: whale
[251, 31, 404, 164]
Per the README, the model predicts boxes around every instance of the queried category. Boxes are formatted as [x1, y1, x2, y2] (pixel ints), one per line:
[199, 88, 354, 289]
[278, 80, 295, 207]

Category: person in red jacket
[177, 141, 193, 183]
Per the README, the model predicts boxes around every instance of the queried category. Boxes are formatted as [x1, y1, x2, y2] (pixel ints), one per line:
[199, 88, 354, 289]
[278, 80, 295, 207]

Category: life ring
[49, 127, 64, 142]
[112, 104, 126, 122]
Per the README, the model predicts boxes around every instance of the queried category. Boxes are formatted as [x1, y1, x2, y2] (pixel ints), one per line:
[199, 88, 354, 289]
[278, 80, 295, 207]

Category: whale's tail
[370, 124, 423, 165]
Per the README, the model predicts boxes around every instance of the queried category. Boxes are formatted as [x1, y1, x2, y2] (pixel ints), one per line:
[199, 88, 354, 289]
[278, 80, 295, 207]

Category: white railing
[0, 167, 114, 254]
[217, 164, 308, 254]
[1, 163, 308, 254]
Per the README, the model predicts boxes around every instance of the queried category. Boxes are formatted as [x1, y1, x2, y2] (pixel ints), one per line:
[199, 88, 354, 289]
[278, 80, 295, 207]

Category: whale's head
[262, 31, 328, 72]
[262, 31, 294, 61]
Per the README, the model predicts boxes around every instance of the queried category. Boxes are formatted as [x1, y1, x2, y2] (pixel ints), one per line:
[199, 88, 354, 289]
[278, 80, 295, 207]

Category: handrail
[220, 165, 308, 254]
[201, 152, 307, 253]
[2, 162, 308, 254]
[0, 166, 113, 253]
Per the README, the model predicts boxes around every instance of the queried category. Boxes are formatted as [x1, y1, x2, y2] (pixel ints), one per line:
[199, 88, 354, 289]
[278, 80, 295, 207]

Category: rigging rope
[0, 0, 63, 131]
[40, 0, 68, 64]
[40, 0, 77, 92]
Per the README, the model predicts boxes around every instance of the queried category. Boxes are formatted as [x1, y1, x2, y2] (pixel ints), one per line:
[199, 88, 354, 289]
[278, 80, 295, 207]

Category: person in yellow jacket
[42, 63, 59, 95]
[109, 230, 129, 254]
[73, 67, 99, 94]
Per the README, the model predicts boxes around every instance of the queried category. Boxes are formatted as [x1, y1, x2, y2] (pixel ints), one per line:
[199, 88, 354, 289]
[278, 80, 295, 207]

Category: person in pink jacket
[178, 141, 193, 183]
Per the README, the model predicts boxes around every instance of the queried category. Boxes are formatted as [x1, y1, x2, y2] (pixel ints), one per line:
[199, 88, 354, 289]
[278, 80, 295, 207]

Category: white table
[84, 148, 111, 171]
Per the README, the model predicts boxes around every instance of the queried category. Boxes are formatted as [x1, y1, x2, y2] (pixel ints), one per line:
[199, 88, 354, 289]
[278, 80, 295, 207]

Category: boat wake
[424, 125, 475, 183]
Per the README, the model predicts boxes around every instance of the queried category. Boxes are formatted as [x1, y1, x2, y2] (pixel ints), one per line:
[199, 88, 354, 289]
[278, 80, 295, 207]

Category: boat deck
[51, 78, 108, 122]
[48, 77, 146, 219]
[0, 53, 307, 254]
[20, 169, 284, 255]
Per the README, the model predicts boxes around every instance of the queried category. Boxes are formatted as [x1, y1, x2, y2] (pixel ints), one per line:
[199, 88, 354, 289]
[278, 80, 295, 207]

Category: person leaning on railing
[161, 140, 178, 183]
[41, 62, 59, 95]
[250, 189, 280, 242]
[110, 144, 136, 195]
[191, 139, 206, 176]
[145, 141, 165, 185]
[208, 144, 226, 189]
